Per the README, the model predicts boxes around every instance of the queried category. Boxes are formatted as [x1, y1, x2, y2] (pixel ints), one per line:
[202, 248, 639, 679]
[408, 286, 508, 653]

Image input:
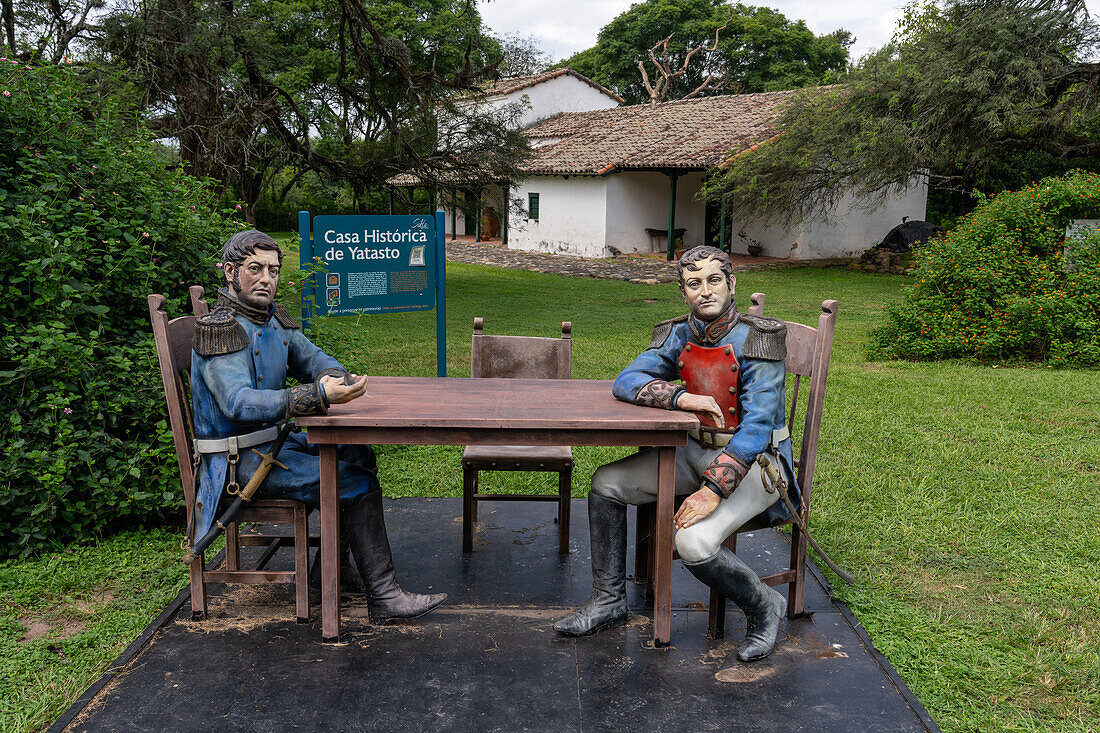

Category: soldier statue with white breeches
[554, 245, 799, 662]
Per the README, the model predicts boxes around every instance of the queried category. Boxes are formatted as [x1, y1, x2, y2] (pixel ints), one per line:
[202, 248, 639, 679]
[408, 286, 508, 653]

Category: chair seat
[462, 444, 573, 470]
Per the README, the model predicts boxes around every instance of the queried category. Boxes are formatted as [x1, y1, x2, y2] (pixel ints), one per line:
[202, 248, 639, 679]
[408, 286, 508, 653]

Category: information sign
[298, 211, 447, 376]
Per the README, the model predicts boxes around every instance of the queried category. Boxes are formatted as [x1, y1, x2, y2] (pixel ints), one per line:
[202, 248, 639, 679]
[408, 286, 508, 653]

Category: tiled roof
[522, 89, 800, 176]
[475, 68, 624, 104]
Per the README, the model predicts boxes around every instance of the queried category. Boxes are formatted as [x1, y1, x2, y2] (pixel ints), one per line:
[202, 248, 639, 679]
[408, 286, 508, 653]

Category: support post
[435, 209, 447, 377]
[388, 189, 394, 215]
[297, 210, 313, 333]
[501, 183, 509, 245]
[450, 189, 457, 240]
[666, 172, 680, 261]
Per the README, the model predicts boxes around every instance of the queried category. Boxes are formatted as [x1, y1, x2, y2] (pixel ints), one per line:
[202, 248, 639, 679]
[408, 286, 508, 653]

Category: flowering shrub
[870, 172, 1100, 366]
[0, 62, 238, 556]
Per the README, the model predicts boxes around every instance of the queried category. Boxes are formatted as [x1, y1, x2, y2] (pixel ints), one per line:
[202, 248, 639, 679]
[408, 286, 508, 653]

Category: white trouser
[590, 441, 780, 564]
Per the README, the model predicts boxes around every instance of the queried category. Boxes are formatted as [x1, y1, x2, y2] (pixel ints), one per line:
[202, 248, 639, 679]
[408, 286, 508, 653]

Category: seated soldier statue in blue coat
[554, 245, 799, 662]
[190, 229, 445, 621]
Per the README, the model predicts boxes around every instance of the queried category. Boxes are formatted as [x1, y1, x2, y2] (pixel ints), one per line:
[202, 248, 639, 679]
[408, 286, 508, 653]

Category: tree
[0, 61, 237, 555]
[493, 32, 551, 77]
[704, 0, 1100, 226]
[98, 0, 529, 220]
[560, 0, 850, 105]
[1, 0, 102, 63]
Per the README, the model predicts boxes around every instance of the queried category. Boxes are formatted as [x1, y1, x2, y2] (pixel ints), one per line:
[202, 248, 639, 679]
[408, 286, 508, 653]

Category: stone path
[445, 237, 844, 284]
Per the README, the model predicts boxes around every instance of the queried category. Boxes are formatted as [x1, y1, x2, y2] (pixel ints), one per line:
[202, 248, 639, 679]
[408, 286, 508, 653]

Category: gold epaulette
[193, 308, 248, 356]
[740, 314, 787, 361]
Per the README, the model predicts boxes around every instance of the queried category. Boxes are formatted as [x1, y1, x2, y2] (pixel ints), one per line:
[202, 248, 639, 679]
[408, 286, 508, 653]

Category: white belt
[688, 425, 790, 450]
[193, 425, 281, 455]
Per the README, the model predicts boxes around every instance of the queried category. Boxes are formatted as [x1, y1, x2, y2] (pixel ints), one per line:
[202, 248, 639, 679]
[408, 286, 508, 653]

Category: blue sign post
[298, 211, 448, 376]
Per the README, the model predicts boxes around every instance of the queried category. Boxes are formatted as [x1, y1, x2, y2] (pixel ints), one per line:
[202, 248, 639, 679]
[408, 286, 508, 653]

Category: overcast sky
[480, 0, 1098, 66]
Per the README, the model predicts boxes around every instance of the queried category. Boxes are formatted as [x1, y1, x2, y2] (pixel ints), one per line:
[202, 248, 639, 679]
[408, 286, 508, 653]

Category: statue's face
[226, 249, 280, 309]
[681, 256, 733, 321]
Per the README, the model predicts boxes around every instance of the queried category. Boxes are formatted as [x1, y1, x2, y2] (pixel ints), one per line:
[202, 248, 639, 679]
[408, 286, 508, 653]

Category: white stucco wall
[495, 75, 621, 128]
[797, 179, 928, 258]
[604, 172, 707, 254]
[507, 176, 610, 257]
[728, 178, 929, 259]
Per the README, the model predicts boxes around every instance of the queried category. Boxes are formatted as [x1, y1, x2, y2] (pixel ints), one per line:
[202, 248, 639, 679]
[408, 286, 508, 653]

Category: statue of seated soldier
[554, 245, 799, 662]
[190, 229, 445, 621]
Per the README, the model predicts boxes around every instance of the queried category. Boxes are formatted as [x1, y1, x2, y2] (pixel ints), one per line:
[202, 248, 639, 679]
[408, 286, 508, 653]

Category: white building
[403, 72, 926, 260]
[466, 68, 623, 129]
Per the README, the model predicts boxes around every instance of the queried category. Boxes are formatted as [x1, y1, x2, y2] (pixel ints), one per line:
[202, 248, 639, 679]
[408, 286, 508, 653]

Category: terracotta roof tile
[522, 89, 802, 176]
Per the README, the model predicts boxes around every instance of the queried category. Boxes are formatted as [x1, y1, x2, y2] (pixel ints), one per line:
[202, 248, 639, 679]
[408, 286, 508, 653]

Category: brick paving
[444, 236, 835, 284]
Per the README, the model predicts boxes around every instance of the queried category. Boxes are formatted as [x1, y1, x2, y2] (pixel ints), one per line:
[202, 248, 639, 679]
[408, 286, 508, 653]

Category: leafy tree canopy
[704, 0, 1100, 226]
[559, 0, 851, 105]
[91, 0, 529, 219]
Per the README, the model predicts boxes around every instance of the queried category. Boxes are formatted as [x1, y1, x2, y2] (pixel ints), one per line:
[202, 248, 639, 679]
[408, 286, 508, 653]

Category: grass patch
[5, 250, 1099, 732]
[0, 530, 204, 732]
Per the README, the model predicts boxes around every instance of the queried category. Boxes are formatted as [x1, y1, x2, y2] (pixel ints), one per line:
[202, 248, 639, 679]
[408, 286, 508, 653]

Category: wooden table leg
[320, 444, 341, 643]
[653, 446, 675, 647]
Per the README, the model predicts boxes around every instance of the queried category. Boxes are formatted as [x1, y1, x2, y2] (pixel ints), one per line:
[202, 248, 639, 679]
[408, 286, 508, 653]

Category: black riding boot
[685, 547, 785, 662]
[308, 541, 366, 594]
[553, 492, 629, 636]
[345, 492, 447, 622]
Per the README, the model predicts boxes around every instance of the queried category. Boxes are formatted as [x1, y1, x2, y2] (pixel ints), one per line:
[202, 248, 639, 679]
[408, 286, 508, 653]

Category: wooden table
[296, 376, 698, 646]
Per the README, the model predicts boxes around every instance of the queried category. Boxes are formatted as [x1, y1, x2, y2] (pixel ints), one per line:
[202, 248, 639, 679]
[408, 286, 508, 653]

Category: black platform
[53, 499, 939, 732]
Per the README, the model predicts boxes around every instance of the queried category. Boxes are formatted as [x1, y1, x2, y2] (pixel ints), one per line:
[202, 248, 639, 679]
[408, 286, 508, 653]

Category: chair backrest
[189, 285, 211, 317]
[747, 292, 839, 517]
[470, 317, 572, 379]
[148, 293, 200, 531]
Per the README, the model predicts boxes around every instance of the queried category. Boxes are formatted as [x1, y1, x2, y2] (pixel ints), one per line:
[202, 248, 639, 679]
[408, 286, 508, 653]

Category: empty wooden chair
[462, 317, 574, 554]
[634, 293, 839, 637]
[148, 286, 314, 622]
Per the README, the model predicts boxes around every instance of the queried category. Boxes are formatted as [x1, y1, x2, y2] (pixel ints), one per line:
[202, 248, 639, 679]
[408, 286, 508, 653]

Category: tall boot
[553, 492, 629, 636]
[308, 540, 366, 594]
[344, 492, 447, 622]
[685, 547, 786, 662]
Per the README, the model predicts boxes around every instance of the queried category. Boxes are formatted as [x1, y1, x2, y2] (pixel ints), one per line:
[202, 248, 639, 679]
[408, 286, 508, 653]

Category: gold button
[677, 360, 684, 369]
[257, 375, 263, 381]
[254, 349, 259, 355]
[283, 341, 288, 346]
[725, 346, 732, 355]
[728, 386, 735, 393]
[731, 365, 738, 372]
[685, 344, 692, 351]
[728, 406, 735, 414]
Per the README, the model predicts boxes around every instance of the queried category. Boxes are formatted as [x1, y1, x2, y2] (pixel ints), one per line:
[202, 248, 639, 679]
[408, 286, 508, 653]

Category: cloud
[481, 0, 1099, 66]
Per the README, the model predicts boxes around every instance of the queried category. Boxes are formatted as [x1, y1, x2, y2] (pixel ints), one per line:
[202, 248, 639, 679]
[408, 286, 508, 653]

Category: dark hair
[221, 229, 283, 287]
[677, 245, 733, 289]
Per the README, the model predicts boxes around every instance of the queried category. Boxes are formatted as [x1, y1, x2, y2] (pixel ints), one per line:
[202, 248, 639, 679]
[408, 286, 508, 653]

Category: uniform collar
[217, 287, 273, 326]
[688, 303, 740, 345]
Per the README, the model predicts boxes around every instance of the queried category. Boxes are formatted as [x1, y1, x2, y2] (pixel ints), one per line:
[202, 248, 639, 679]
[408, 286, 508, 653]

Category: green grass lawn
[2, 254, 1098, 732]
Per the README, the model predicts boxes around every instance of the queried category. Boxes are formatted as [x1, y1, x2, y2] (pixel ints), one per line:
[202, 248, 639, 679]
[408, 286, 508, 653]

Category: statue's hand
[674, 488, 721, 530]
[676, 392, 725, 429]
[320, 374, 369, 404]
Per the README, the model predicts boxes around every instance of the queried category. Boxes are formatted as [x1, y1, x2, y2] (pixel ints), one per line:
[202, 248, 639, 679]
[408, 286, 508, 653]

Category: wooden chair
[148, 286, 314, 622]
[634, 293, 839, 638]
[462, 317, 574, 554]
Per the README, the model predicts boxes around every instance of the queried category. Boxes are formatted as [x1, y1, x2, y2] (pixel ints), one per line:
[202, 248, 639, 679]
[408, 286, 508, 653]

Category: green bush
[0, 60, 239, 556]
[870, 172, 1100, 367]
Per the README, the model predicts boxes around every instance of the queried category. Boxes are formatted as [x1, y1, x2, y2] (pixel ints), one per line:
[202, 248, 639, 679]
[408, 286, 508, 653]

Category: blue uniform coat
[612, 314, 800, 526]
[190, 306, 377, 543]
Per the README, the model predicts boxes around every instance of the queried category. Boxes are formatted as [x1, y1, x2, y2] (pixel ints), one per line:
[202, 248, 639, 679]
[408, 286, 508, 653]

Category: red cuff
[701, 452, 749, 499]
